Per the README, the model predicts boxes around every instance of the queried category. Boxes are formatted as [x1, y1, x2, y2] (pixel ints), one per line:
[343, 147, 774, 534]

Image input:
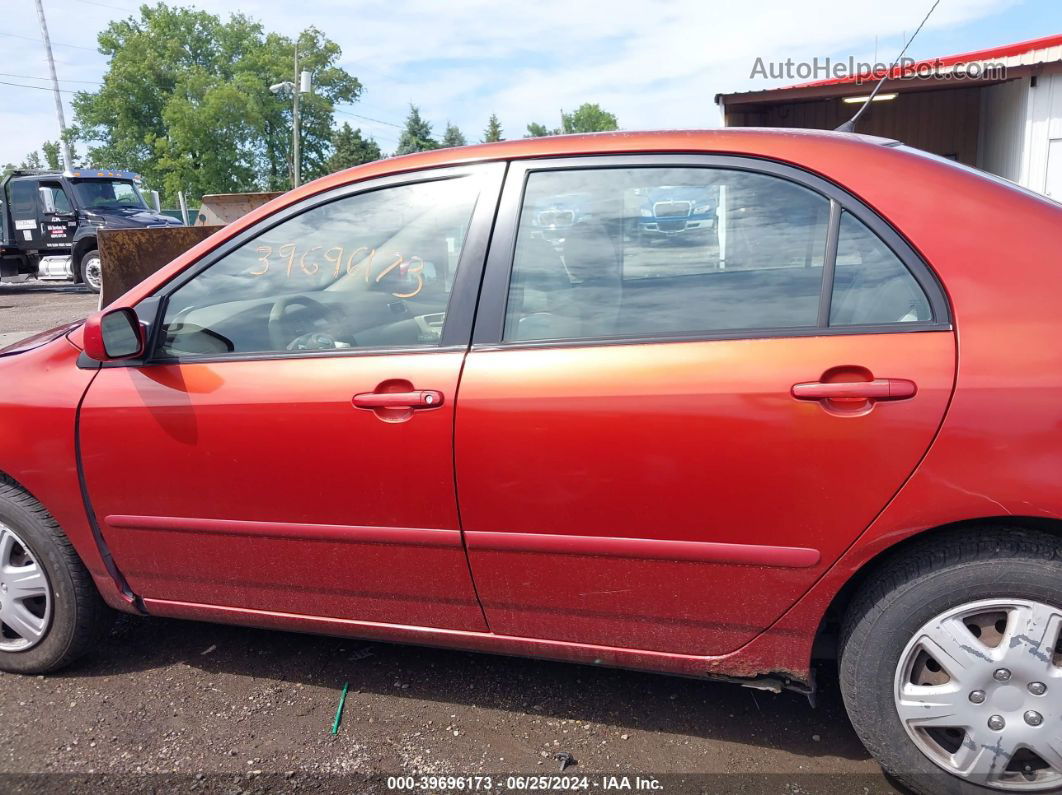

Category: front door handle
[352, 390, 444, 409]
[791, 378, 917, 401]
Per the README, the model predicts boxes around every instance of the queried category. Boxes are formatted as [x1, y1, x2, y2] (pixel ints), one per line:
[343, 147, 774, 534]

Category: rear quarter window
[830, 211, 931, 326]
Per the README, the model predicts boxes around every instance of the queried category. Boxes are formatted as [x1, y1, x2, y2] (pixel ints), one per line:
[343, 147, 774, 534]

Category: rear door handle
[352, 390, 444, 409]
[791, 378, 917, 401]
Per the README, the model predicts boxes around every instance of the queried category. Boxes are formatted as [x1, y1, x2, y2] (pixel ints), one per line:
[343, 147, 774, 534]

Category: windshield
[71, 179, 148, 210]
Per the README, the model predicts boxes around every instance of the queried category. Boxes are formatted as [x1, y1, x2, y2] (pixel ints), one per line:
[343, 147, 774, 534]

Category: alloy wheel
[0, 522, 52, 652]
[894, 598, 1062, 790]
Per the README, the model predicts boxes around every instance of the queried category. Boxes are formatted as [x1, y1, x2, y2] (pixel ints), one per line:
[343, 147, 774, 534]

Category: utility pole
[270, 40, 311, 190]
[292, 42, 301, 188]
[33, 0, 74, 171]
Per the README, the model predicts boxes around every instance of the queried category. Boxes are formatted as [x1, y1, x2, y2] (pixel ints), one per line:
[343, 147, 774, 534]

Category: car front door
[78, 163, 503, 631]
[455, 156, 956, 656]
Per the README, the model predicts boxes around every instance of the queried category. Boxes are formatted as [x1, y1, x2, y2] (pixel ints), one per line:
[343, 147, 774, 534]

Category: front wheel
[840, 528, 1062, 794]
[80, 249, 102, 293]
[0, 479, 112, 673]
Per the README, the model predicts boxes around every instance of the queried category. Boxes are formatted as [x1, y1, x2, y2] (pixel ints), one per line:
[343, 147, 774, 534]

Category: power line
[0, 77, 400, 148]
[0, 78, 80, 94]
[359, 103, 409, 122]
[71, 0, 137, 11]
[0, 80, 401, 140]
[0, 30, 97, 51]
[0, 71, 101, 85]
[333, 108, 403, 128]
[0, 81, 401, 142]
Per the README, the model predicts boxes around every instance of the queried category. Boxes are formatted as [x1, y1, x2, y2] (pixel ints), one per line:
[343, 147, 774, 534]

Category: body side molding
[465, 531, 821, 568]
[106, 515, 463, 549]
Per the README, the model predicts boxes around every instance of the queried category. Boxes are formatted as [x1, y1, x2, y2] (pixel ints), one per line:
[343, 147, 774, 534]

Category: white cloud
[0, 0, 1019, 166]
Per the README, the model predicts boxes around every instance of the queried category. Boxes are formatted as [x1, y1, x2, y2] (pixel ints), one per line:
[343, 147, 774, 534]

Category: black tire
[839, 527, 1062, 794]
[80, 249, 102, 294]
[0, 478, 112, 673]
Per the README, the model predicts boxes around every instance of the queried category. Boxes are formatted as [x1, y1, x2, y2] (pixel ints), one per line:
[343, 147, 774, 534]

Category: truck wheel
[81, 250, 102, 293]
[0, 478, 112, 674]
[840, 527, 1062, 793]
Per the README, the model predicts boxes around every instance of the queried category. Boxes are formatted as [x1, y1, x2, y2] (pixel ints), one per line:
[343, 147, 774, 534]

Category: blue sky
[1, 0, 1060, 166]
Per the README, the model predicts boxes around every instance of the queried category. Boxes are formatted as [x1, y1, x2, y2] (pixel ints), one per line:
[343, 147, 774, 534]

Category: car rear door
[455, 155, 956, 656]
[78, 163, 504, 631]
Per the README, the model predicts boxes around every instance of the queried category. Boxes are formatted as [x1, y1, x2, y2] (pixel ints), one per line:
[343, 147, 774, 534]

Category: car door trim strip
[464, 531, 820, 568]
[105, 515, 463, 549]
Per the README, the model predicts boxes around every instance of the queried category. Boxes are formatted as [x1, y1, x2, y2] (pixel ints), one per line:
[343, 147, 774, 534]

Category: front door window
[158, 177, 482, 357]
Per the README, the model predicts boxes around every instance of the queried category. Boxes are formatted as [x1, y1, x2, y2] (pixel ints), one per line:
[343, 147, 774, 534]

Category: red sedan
[1, 130, 1060, 793]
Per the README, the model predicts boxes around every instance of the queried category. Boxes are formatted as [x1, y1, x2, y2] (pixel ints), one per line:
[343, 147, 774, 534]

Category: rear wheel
[81, 249, 102, 293]
[0, 479, 112, 673]
[840, 528, 1062, 794]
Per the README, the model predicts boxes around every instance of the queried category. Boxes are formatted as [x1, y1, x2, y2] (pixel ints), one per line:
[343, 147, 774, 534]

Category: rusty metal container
[97, 226, 221, 307]
[194, 192, 282, 226]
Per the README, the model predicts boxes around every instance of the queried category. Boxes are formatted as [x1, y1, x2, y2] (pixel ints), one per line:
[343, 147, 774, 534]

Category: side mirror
[38, 187, 56, 215]
[83, 307, 145, 362]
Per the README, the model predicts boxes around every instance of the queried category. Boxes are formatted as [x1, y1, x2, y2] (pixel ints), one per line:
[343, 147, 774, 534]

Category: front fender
[0, 336, 135, 612]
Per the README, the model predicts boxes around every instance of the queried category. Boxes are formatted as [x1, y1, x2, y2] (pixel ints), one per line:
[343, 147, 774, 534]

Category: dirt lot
[0, 615, 897, 794]
[0, 282, 899, 794]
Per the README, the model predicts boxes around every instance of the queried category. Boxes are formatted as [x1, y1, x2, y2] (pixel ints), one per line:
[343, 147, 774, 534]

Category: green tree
[325, 123, 381, 172]
[0, 146, 59, 178]
[482, 113, 503, 142]
[71, 4, 361, 202]
[41, 141, 61, 170]
[0, 151, 43, 179]
[560, 103, 619, 133]
[395, 105, 437, 155]
[525, 121, 555, 138]
[441, 122, 467, 148]
[19, 151, 43, 170]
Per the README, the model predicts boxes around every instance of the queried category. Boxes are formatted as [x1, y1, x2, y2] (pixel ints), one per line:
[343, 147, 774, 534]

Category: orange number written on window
[250, 242, 425, 299]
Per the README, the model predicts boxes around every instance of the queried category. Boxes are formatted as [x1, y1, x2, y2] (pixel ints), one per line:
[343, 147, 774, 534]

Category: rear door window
[504, 167, 831, 341]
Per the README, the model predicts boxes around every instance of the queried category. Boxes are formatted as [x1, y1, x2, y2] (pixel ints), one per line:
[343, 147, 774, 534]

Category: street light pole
[292, 42, 301, 188]
[33, 0, 74, 170]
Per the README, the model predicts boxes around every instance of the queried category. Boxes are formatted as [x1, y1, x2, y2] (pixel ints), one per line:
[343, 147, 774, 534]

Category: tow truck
[0, 168, 182, 293]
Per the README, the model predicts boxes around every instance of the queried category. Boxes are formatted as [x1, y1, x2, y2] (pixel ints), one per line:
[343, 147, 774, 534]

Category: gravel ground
[0, 280, 98, 347]
[0, 282, 900, 794]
